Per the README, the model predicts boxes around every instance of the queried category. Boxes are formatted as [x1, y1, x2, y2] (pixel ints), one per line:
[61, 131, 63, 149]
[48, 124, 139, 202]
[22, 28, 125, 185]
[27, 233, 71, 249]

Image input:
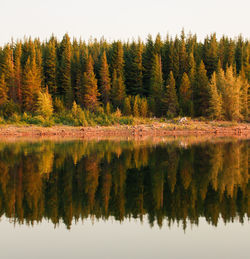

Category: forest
[0, 31, 249, 126]
[0, 139, 249, 229]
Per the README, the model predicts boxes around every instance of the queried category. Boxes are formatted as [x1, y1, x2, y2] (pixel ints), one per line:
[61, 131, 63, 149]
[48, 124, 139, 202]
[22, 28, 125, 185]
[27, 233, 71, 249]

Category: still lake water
[0, 138, 249, 259]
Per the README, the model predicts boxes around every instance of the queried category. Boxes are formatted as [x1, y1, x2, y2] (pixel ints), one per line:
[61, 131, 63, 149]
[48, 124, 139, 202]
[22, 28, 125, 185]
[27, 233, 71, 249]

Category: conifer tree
[0, 74, 8, 106]
[36, 88, 53, 119]
[59, 34, 73, 108]
[239, 70, 249, 121]
[179, 73, 192, 116]
[123, 96, 131, 116]
[161, 71, 179, 117]
[14, 42, 22, 104]
[111, 41, 124, 78]
[179, 30, 188, 81]
[71, 45, 81, 103]
[99, 51, 111, 105]
[43, 40, 57, 96]
[1, 45, 15, 100]
[133, 95, 140, 117]
[140, 98, 148, 117]
[222, 67, 242, 121]
[125, 41, 143, 96]
[143, 35, 155, 96]
[149, 54, 163, 116]
[203, 34, 218, 78]
[82, 55, 100, 111]
[193, 61, 209, 116]
[111, 69, 126, 108]
[208, 73, 223, 120]
[22, 57, 41, 111]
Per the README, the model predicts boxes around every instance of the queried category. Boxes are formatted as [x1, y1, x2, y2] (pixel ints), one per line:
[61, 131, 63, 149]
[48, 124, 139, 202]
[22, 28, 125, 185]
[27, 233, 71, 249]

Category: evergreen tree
[140, 98, 148, 117]
[222, 67, 242, 121]
[133, 95, 140, 117]
[14, 42, 22, 104]
[43, 40, 57, 96]
[193, 61, 209, 116]
[111, 69, 126, 109]
[123, 96, 132, 116]
[179, 73, 192, 116]
[111, 41, 124, 78]
[36, 88, 53, 119]
[149, 54, 163, 116]
[162, 71, 179, 117]
[203, 34, 218, 78]
[208, 73, 223, 120]
[124, 41, 143, 96]
[0, 74, 8, 106]
[143, 35, 155, 96]
[59, 34, 73, 108]
[1, 45, 15, 100]
[82, 55, 100, 111]
[99, 51, 111, 105]
[22, 57, 41, 111]
[239, 70, 249, 121]
[179, 30, 188, 82]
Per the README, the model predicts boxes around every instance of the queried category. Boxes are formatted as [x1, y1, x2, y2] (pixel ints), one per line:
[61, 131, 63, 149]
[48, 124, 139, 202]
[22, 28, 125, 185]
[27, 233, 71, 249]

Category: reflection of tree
[0, 139, 248, 229]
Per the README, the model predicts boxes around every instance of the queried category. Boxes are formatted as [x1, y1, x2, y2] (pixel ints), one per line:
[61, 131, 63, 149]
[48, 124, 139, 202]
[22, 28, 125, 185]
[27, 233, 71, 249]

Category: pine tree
[59, 34, 73, 108]
[71, 43, 81, 103]
[14, 42, 22, 104]
[179, 73, 192, 116]
[143, 35, 155, 96]
[22, 57, 41, 111]
[36, 88, 53, 119]
[193, 61, 209, 116]
[133, 95, 140, 117]
[239, 70, 249, 121]
[140, 98, 148, 117]
[123, 96, 131, 116]
[124, 41, 143, 96]
[82, 55, 100, 111]
[149, 54, 163, 116]
[111, 41, 124, 78]
[203, 34, 218, 78]
[222, 67, 242, 121]
[208, 73, 223, 120]
[99, 51, 111, 105]
[43, 39, 57, 96]
[0, 74, 8, 106]
[161, 71, 179, 117]
[179, 30, 188, 82]
[111, 69, 126, 108]
[1, 45, 15, 100]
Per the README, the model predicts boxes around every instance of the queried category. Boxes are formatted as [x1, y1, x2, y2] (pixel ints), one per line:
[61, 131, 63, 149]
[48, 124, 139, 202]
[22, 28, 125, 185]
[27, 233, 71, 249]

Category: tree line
[0, 31, 249, 121]
[0, 139, 248, 229]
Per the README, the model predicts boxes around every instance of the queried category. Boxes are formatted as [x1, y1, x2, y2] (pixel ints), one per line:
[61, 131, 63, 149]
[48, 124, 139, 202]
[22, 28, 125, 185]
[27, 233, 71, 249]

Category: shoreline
[0, 121, 249, 139]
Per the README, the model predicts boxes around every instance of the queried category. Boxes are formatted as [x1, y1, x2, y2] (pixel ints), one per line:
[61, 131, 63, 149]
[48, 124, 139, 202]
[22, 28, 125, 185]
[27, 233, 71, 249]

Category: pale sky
[1, 0, 249, 45]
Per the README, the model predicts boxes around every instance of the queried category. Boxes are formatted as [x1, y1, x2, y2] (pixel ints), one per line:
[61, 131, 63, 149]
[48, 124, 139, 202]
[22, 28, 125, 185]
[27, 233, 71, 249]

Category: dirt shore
[0, 121, 249, 139]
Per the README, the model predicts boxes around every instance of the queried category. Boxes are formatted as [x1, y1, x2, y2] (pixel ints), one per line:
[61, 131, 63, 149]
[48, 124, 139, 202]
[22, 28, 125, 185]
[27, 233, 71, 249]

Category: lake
[0, 138, 249, 259]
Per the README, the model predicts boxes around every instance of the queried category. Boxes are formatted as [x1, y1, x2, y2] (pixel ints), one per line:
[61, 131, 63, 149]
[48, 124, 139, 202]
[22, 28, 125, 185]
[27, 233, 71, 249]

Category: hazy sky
[1, 0, 249, 44]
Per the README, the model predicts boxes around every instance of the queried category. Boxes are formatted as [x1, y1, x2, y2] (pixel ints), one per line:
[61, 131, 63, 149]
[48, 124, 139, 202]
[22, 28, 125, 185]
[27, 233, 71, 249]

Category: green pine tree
[208, 73, 223, 120]
[162, 71, 179, 117]
[82, 55, 100, 111]
[0, 74, 8, 106]
[149, 54, 163, 116]
[193, 61, 209, 116]
[179, 73, 192, 116]
[111, 69, 126, 108]
[99, 51, 111, 105]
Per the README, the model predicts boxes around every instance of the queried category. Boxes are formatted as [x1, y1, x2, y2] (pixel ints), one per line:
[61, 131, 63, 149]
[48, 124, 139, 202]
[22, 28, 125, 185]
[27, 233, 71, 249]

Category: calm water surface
[0, 138, 249, 259]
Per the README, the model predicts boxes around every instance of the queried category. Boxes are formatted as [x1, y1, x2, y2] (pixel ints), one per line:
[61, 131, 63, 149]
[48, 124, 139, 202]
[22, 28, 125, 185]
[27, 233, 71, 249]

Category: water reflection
[0, 138, 249, 229]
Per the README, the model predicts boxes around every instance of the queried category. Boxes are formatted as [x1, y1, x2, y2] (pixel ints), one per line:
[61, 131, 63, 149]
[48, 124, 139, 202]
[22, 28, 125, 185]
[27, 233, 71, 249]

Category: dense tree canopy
[0, 32, 249, 121]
